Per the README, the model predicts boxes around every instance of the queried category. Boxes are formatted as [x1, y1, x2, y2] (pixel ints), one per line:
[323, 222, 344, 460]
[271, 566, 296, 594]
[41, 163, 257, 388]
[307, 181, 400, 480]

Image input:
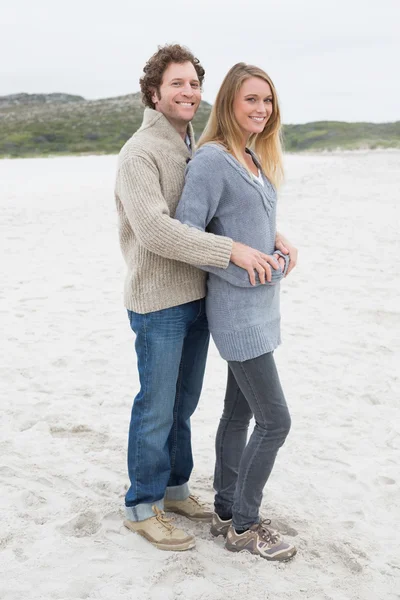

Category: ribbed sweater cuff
[209, 237, 233, 269]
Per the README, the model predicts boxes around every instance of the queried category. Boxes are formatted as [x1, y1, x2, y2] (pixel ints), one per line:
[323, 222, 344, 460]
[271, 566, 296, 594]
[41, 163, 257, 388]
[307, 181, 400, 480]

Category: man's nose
[181, 83, 194, 96]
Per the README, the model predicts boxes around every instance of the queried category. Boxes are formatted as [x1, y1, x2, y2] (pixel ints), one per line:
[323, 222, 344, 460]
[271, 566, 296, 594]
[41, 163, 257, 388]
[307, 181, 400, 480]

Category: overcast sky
[1, 0, 399, 123]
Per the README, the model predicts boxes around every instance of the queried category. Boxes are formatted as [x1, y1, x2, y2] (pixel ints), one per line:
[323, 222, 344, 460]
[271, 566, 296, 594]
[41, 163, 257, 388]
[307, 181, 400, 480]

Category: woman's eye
[247, 98, 256, 102]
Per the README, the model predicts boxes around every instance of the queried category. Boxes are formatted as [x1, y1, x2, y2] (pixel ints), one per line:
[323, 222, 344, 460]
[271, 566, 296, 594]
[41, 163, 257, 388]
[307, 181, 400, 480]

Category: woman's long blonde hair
[198, 63, 284, 187]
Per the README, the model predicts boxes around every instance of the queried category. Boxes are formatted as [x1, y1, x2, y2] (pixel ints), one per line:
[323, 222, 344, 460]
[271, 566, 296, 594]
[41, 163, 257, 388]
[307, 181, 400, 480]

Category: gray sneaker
[210, 513, 232, 537]
[225, 519, 296, 562]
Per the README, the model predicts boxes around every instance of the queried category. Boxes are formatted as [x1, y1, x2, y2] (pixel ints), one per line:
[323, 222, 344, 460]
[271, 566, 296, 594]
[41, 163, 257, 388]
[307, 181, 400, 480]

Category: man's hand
[231, 242, 280, 286]
[275, 232, 298, 277]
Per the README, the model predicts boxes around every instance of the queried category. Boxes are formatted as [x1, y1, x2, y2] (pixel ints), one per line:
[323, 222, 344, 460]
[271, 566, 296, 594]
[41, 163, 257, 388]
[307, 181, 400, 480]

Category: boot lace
[152, 506, 175, 532]
[188, 495, 206, 507]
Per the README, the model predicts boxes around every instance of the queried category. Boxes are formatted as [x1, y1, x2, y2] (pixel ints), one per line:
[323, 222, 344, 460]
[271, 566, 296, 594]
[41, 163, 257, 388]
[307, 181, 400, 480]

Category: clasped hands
[230, 233, 298, 286]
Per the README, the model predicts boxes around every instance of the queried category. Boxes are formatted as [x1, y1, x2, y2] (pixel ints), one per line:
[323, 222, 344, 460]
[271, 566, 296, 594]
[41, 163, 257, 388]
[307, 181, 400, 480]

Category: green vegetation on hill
[0, 93, 399, 158]
[283, 121, 400, 151]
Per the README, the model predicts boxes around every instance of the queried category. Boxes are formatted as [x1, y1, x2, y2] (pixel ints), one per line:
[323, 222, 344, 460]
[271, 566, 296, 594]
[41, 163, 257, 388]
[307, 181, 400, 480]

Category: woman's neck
[239, 134, 250, 156]
[243, 149, 259, 176]
[237, 135, 256, 175]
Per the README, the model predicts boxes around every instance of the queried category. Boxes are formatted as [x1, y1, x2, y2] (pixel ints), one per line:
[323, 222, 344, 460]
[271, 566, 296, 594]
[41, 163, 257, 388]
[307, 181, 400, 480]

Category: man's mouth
[176, 102, 195, 106]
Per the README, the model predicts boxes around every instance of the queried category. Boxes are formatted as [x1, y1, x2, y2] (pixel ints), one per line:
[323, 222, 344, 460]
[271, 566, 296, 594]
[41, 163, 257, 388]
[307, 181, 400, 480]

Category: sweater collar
[141, 107, 195, 155]
[204, 142, 276, 201]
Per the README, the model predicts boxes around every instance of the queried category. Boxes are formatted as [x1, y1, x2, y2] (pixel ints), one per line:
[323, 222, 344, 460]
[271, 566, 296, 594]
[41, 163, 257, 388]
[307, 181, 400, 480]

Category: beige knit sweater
[115, 108, 233, 313]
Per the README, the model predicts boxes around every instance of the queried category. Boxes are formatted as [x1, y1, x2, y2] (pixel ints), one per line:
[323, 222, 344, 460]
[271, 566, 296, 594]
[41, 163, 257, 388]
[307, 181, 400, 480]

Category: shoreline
[1, 146, 400, 161]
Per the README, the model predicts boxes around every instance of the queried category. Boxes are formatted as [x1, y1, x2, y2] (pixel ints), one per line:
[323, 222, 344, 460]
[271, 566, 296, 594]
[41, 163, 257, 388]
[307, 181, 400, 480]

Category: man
[115, 44, 297, 551]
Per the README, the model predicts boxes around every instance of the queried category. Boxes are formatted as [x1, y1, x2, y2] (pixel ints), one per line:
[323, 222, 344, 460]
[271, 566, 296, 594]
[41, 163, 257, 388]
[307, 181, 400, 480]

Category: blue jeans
[125, 299, 209, 521]
[214, 352, 291, 530]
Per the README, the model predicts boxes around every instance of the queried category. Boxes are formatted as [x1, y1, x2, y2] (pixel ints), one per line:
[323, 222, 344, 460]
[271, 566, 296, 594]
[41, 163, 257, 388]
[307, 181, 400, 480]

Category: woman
[175, 63, 296, 561]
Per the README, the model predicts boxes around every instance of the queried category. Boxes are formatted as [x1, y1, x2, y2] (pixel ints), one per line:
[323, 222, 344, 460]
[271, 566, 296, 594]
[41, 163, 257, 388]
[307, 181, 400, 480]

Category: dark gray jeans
[213, 352, 291, 530]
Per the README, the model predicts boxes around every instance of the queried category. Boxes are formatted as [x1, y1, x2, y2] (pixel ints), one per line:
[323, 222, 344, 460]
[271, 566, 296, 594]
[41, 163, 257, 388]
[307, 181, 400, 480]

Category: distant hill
[283, 120, 400, 152]
[0, 93, 85, 107]
[0, 92, 399, 157]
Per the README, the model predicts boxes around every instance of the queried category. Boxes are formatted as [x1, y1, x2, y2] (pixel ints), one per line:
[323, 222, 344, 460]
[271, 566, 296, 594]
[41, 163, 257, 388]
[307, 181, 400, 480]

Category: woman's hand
[273, 253, 286, 271]
[275, 232, 298, 277]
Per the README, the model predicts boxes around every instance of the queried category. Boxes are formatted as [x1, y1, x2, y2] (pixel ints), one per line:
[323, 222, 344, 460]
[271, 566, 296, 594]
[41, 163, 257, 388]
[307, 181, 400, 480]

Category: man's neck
[163, 115, 189, 140]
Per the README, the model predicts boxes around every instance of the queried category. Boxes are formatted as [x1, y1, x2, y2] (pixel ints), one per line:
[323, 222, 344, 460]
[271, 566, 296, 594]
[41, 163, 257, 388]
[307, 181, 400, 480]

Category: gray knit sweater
[175, 143, 289, 361]
[115, 109, 233, 313]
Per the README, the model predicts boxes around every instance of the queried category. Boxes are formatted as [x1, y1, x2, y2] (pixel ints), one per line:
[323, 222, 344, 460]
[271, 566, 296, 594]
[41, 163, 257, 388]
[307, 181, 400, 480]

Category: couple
[115, 44, 298, 562]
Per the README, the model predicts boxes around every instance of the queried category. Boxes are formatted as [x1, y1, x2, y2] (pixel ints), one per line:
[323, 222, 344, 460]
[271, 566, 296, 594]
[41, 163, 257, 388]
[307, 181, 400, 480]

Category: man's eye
[172, 82, 182, 86]
[191, 83, 200, 89]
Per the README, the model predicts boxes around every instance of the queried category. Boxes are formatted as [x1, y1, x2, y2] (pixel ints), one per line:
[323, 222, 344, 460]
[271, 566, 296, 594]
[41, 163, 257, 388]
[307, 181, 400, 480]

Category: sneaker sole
[225, 544, 297, 562]
[123, 520, 196, 551]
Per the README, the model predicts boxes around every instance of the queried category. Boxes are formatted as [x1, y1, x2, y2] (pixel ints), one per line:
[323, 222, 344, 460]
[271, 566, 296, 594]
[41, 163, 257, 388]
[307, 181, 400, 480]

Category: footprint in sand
[150, 554, 205, 589]
[13, 547, 29, 563]
[20, 490, 47, 508]
[52, 358, 69, 368]
[376, 476, 396, 486]
[329, 541, 364, 573]
[50, 424, 108, 445]
[0, 465, 18, 478]
[271, 518, 299, 537]
[59, 510, 101, 537]
[149, 553, 243, 600]
[50, 424, 92, 437]
[340, 520, 356, 530]
[84, 358, 109, 367]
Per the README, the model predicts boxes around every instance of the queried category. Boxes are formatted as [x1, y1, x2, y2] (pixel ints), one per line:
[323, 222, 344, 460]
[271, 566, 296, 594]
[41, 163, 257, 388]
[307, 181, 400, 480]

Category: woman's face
[233, 77, 273, 141]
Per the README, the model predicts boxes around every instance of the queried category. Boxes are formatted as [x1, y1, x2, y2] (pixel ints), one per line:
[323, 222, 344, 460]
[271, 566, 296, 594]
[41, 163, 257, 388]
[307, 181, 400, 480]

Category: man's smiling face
[152, 61, 201, 127]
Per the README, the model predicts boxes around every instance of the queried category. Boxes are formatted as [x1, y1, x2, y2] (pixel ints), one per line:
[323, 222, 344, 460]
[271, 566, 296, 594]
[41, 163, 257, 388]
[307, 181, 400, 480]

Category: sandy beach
[1, 150, 399, 600]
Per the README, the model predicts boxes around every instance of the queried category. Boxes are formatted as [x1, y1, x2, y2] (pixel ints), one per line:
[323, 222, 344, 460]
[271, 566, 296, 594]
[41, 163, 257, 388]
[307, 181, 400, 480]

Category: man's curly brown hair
[140, 44, 205, 109]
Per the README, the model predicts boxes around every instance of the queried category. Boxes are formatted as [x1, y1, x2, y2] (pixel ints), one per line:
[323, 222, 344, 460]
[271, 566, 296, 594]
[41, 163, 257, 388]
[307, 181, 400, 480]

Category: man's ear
[151, 88, 159, 105]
